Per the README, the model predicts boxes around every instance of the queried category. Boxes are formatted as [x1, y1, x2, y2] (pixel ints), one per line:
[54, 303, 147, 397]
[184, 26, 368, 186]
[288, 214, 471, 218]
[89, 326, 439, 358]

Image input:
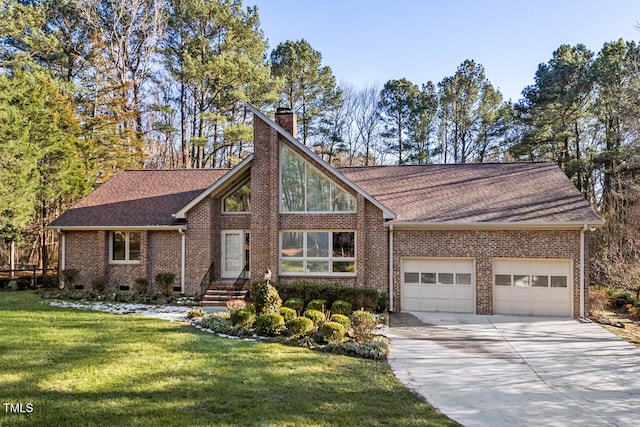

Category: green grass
[0, 292, 456, 427]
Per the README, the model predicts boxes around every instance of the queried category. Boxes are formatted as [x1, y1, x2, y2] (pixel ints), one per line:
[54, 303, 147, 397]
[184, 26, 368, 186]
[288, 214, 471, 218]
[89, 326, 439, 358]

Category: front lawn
[0, 292, 456, 426]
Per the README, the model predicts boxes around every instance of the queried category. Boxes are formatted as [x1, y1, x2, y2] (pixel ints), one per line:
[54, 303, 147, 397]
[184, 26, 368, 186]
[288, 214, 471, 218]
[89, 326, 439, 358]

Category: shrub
[331, 299, 353, 315]
[91, 276, 106, 293]
[303, 309, 325, 325]
[350, 309, 377, 343]
[589, 288, 609, 314]
[251, 282, 282, 316]
[134, 277, 148, 294]
[283, 297, 304, 314]
[322, 336, 390, 360]
[38, 274, 59, 289]
[275, 281, 384, 312]
[230, 308, 256, 327]
[321, 321, 345, 343]
[306, 299, 326, 312]
[200, 314, 253, 338]
[155, 272, 176, 297]
[187, 308, 205, 319]
[330, 313, 350, 330]
[279, 306, 297, 321]
[286, 317, 314, 337]
[255, 313, 285, 336]
[61, 269, 80, 288]
[226, 298, 247, 313]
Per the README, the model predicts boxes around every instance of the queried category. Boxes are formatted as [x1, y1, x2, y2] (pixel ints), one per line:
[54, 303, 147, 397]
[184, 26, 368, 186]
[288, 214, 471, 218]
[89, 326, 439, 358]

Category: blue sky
[249, 0, 640, 102]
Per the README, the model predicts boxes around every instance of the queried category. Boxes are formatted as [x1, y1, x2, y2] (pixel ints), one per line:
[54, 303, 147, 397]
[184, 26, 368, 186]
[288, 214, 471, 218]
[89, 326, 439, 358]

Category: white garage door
[493, 259, 572, 316]
[401, 258, 474, 313]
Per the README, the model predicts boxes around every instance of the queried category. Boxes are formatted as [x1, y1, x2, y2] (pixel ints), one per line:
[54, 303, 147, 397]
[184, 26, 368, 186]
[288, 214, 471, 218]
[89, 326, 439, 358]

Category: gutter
[389, 224, 394, 312]
[178, 228, 186, 294]
[384, 221, 604, 231]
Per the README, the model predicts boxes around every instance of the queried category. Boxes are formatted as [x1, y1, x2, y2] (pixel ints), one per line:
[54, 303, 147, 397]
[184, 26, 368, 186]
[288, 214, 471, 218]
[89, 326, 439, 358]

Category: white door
[221, 230, 247, 278]
[493, 259, 572, 316]
[401, 258, 474, 313]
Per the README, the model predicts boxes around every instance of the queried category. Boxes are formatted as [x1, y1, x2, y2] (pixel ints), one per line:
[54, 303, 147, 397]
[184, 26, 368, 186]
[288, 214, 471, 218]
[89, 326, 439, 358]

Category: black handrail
[233, 262, 250, 292]
[198, 261, 216, 295]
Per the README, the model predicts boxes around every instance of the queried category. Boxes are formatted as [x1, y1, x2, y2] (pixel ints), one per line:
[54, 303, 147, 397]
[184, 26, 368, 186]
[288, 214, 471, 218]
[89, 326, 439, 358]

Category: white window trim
[279, 230, 356, 277]
[221, 178, 251, 214]
[109, 231, 141, 265]
[279, 145, 356, 214]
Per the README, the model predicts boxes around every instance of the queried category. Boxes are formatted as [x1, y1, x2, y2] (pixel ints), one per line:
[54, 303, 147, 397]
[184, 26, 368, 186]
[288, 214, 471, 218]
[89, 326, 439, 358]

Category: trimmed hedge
[283, 297, 304, 314]
[331, 300, 352, 315]
[330, 314, 351, 330]
[321, 321, 345, 343]
[286, 317, 314, 336]
[306, 299, 326, 311]
[255, 313, 285, 336]
[279, 306, 297, 321]
[275, 281, 386, 313]
[303, 309, 325, 325]
[230, 309, 256, 327]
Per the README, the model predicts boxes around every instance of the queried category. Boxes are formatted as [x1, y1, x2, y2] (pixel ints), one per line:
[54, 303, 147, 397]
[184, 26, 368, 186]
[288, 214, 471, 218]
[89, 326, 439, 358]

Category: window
[280, 231, 356, 275]
[110, 231, 140, 263]
[223, 180, 250, 212]
[495, 274, 512, 286]
[496, 273, 568, 288]
[280, 145, 356, 212]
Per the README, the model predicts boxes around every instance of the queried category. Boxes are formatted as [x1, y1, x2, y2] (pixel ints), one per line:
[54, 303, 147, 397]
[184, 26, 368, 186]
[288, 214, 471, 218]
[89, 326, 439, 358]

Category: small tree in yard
[155, 272, 176, 297]
[250, 281, 282, 316]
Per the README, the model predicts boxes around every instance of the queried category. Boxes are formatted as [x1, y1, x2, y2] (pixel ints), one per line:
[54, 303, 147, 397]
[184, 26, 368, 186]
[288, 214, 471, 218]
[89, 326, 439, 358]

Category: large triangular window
[280, 145, 356, 212]
[223, 179, 251, 212]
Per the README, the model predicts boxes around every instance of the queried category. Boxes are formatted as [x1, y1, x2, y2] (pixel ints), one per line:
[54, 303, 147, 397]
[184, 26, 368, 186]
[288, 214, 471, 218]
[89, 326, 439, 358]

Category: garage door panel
[401, 258, 474, 313]
[493, 259, 572, 317]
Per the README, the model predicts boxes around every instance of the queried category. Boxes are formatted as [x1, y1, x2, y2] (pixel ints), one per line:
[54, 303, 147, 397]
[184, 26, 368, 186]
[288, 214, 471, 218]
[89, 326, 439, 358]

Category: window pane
[532, 275, 549, 287]
[281, 260, 304, 272]
[281, 146, 305, 211]
[307, 232, 329, 257]
[306, 167, 331, 211]
[224, 180, 251, 212]
[332, 187, 356, 212]
[112, 232, 126, 261]
[281, 232, 304, 257]
[514, 275, 529, 287]
[456, 273, 472, 285]
[333, 261, 355, 273]
[421, 272, 437, 284]
[551, 276, 568, 288]
[307, 261, 330, 273]
[333, 232, 355, 257]
[128, 232, 141, 261]
[495, 274, 511, 286]
[439, 273, 454, 285]
[404, 272, 420, 283]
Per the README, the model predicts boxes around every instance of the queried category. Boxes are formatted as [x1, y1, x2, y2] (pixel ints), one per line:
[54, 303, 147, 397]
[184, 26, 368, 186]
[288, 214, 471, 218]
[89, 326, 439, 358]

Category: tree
[437, 60, 505, 163]
[511, 45, 593, 191]
[378, 78, 419, 165]
[270, 39, 339, 145]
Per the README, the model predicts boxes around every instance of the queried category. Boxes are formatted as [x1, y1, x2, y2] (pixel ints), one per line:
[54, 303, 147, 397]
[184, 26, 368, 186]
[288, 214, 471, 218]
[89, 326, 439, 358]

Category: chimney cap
[276, 107, 293, 115]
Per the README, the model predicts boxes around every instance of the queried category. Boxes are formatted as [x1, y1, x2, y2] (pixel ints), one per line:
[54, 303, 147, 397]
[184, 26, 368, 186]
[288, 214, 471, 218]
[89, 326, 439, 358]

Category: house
[48, 105, 603, 317]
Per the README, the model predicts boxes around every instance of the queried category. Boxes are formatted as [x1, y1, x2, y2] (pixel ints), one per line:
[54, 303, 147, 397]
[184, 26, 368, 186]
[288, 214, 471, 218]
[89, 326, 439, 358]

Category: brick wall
[392, 229, 583, 316]
[184, 200, 212, 295]
[64, 231, 107, 289]
[148, 231, 181, 294]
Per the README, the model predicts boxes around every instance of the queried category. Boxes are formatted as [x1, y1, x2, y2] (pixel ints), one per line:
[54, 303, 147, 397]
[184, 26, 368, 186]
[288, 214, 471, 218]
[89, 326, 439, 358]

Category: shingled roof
[49, 169, 228, 228]
[340, 162, 603, 225]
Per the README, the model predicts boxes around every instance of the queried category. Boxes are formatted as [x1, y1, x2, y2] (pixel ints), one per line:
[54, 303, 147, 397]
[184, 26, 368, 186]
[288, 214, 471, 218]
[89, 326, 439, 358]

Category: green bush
[255, 313, 285, 336]
[134, 277, 148, 294]
[279, 306, 297, 321]
[321, 321, 345, 343]
[91, 276, 106, 293]
[322, 337, 390, 360]
[200, 314, 254, 338]
[155, 272, 176, 297]
[61, 268, 80, 288]
[350, 309, 377, 342]
[330, 313, 350, 330]
[306, 299, 326, 311]
[187, 308, 205, 319]
[230, 309, 256, 327]
[283, 297, 304, 314]
[16, 276, 31, 290]
[38, 274, 59, 289]
[331, 299, 353, 315]
[275, 281, 384, 312]
[303, 309, 325, 325]
[250, 282, 282, 316]
[286, 317, 314, 337]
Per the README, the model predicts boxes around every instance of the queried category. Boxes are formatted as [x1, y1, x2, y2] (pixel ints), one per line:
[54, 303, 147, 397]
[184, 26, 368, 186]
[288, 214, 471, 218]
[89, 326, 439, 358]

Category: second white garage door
[493, 259, 573, 316]
[401, 258, 474, 313]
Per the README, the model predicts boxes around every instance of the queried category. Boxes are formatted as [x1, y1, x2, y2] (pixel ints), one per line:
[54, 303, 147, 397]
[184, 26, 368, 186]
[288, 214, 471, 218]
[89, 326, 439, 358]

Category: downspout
[56, 229, 65, 288]
[389, 224, 394, 312]
[580, 224, 586, 319]
[179, 228, 186, 294]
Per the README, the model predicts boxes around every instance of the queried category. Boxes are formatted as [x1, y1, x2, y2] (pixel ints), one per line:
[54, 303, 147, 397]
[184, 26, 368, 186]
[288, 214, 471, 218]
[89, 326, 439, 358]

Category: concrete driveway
[387, 313, 640, 427]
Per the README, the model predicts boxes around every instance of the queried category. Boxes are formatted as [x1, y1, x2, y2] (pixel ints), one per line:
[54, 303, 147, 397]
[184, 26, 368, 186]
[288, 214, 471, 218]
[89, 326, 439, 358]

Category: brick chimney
[275, 107, 297, 138]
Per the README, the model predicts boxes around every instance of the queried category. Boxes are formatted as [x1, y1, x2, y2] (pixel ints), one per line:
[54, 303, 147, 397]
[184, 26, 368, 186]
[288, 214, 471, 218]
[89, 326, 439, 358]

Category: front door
[221, 230, 249, 278]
